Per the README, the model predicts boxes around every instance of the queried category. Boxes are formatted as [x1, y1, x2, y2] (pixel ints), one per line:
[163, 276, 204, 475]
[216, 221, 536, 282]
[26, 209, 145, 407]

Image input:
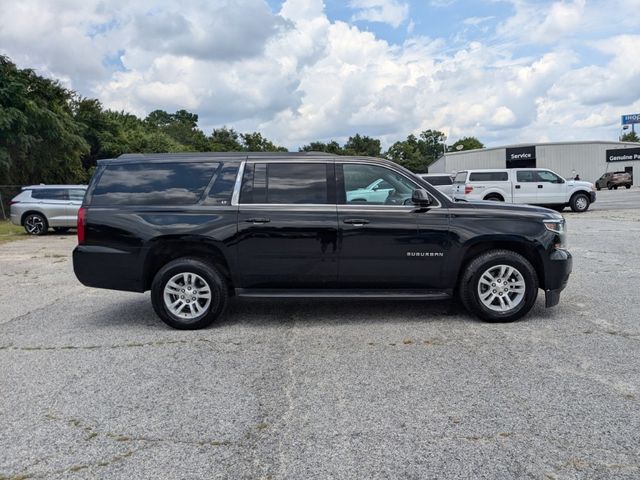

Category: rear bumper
[543, 248, 572, 308]
[73, 245, 144, 292]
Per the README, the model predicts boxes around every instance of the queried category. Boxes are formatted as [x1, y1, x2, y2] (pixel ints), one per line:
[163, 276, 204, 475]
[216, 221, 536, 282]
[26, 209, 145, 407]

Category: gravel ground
[1, 197, 639, 479]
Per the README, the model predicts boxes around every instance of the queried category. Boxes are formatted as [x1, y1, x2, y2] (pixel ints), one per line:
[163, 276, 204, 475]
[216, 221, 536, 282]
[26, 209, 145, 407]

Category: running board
[234, 288, 452, 300]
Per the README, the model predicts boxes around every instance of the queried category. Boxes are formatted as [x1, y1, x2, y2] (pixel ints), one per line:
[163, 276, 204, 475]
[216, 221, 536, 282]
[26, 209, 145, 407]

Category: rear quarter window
[469, 172, 508, 182]
[31, 188, 68, 200]
[423, 175, 452, 186]
[91, 162, 218, 206]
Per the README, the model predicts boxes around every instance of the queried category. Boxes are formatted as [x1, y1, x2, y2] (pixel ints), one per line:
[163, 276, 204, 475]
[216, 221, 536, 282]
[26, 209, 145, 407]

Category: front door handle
[538, 185, 543, 189]
[515, 185, 521, 189]
[343, 218, 370, 226]
[245, 217, 270, 224]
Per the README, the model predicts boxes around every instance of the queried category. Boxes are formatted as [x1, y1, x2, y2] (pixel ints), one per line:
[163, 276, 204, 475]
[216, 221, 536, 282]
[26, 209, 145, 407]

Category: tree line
[0, 55, 484, 186]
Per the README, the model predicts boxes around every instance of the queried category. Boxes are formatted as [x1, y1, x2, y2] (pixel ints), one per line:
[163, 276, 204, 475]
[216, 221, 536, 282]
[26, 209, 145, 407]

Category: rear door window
[241, 163, 330, 204]
[516, 171, 537, 182]
[92, 162, 218, 206]
[31, 188, 68, 200]
[469, 172, 508, 182]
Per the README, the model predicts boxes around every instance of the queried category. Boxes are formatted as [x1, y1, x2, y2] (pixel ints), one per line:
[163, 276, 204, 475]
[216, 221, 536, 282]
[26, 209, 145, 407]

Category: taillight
[77, 206, 86, 244]
[464, 184, 473, 195]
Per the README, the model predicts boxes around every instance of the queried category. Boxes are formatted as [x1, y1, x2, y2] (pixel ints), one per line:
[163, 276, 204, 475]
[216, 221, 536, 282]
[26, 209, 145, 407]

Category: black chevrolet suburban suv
[73, 152, 572, 329]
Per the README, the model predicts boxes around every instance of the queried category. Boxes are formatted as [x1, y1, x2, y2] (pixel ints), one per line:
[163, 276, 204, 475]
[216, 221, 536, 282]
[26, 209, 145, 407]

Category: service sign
[506, 146, 536, 168]
[606, 147, 640, 162]
[621, 114, 640, 125]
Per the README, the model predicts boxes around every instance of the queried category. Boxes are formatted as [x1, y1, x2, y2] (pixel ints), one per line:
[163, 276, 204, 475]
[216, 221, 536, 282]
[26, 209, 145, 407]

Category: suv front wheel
[459, 250, 538, 322]
[151, 257, 228, 330]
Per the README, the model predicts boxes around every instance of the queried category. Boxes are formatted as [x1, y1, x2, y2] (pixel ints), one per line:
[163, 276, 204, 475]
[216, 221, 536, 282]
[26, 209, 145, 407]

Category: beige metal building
[429, 141, 640, 186]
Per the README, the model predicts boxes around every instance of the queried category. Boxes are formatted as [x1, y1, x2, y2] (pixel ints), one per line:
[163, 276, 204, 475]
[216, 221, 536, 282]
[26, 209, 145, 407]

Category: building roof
[445, 140, 640, 156]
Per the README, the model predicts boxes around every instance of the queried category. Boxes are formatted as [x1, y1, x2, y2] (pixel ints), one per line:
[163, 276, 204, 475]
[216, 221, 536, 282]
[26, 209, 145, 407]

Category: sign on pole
[621, 114, 640, 125]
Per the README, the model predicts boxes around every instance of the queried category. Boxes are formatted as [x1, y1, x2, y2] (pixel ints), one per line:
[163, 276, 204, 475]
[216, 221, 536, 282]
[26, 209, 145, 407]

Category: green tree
[343, 134, 382, 157]
[209, 126, 243, 151]
[299, 140, 344, 155]
[385, 130, 446, 172]
[385, 134, 425, 172]
[144, 109, 209, 151]
[0, 55, 89, 185]
[418, 129, 446, 165]
[620, 131, 639, 142]
[448, 136, 484, 152]
[240, 132, 287, 152]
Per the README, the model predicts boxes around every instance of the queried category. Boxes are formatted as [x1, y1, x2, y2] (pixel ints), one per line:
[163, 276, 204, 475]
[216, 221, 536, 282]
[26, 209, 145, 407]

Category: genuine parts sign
[606, 147, 640, 162]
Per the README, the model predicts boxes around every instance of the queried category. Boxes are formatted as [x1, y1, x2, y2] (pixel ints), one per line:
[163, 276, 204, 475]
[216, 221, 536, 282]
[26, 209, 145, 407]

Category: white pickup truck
[452, 168, 596, 212]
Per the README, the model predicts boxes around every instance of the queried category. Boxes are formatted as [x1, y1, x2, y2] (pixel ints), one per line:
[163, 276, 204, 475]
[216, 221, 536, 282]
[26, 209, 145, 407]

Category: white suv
[452, 168, 596, 212]
[10, 185, 87, 235]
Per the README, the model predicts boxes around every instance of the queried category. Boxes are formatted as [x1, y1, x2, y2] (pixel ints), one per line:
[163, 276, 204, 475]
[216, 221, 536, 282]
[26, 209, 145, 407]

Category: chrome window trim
[230, 160, 246, 206]
[237, 204, 337, 210]
[232, 158, 442, 209]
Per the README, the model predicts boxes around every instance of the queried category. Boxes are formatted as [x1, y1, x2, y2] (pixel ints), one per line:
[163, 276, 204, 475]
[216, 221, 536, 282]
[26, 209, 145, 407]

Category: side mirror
[411, 189, 432, 207]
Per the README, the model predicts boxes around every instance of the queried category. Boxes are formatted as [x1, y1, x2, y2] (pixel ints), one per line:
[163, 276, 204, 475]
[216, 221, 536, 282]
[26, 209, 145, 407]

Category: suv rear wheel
[459, 250, 538, 322]
[24, 213, 48, 235]
[151, 257, 228, 330]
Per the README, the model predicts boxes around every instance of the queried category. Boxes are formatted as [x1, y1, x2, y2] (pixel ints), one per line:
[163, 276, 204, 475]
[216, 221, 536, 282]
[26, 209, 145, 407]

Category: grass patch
[0, 221, 25, 244]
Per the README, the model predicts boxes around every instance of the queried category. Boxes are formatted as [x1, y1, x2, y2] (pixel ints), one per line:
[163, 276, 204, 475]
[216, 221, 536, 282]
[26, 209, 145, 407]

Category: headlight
[544, 219, 566, 248]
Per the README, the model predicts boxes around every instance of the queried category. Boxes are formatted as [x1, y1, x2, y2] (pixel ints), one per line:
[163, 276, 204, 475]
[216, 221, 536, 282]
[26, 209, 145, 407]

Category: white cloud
[349, 0, 409, 28]
[463, 16, 495, 26]
[1, 0, 639, 150]
[497, 0, 586, 44]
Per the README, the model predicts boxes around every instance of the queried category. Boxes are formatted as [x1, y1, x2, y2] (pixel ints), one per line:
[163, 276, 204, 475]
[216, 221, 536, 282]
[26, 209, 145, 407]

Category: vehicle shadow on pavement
[83, 295, 473, 330]
[83, 294, 558, 331]
[217, 297, 471, 329]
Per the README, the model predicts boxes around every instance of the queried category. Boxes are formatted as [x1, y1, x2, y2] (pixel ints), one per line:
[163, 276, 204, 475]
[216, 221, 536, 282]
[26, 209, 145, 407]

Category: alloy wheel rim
[576, 197, 587, 210]
[25, 216, 44, 234]
[163, 272, 212, 320]
[477, 264, 526, 312]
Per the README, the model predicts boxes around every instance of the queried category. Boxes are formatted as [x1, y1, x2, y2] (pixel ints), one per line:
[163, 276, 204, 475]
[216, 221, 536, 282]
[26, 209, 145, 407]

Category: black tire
[53, 227, 70, 234]
[151, 257, 228, 330]
[625, 184, 631, 189]
[570, 192, 590, 212]
[613, 185, 618, 190]
[596, 185, 601, 191]
[607, 183, 613, 190]
[484, 194, 504, 202]
[459, 250, 538, 323]
[23, 213, 48, 235]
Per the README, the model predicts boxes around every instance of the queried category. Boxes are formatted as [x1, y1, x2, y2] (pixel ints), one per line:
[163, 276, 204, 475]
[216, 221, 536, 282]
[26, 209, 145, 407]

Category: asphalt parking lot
[1, 190, 639, 479]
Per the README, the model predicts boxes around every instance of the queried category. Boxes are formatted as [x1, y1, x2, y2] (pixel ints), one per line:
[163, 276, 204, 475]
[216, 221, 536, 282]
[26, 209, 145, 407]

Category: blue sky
[1, 0, 639, 149]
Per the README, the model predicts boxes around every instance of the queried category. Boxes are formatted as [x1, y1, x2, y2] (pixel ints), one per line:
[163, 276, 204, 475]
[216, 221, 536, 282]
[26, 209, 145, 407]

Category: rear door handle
[343, 218, 369, 226]
[245, 217, 270, 224]
[538, 185, 543, 189]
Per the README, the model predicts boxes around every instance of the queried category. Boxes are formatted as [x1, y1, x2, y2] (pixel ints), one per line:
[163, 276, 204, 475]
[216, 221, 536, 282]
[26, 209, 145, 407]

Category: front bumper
[589, 191, 596, 203]
[543, 248, 572, 308]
